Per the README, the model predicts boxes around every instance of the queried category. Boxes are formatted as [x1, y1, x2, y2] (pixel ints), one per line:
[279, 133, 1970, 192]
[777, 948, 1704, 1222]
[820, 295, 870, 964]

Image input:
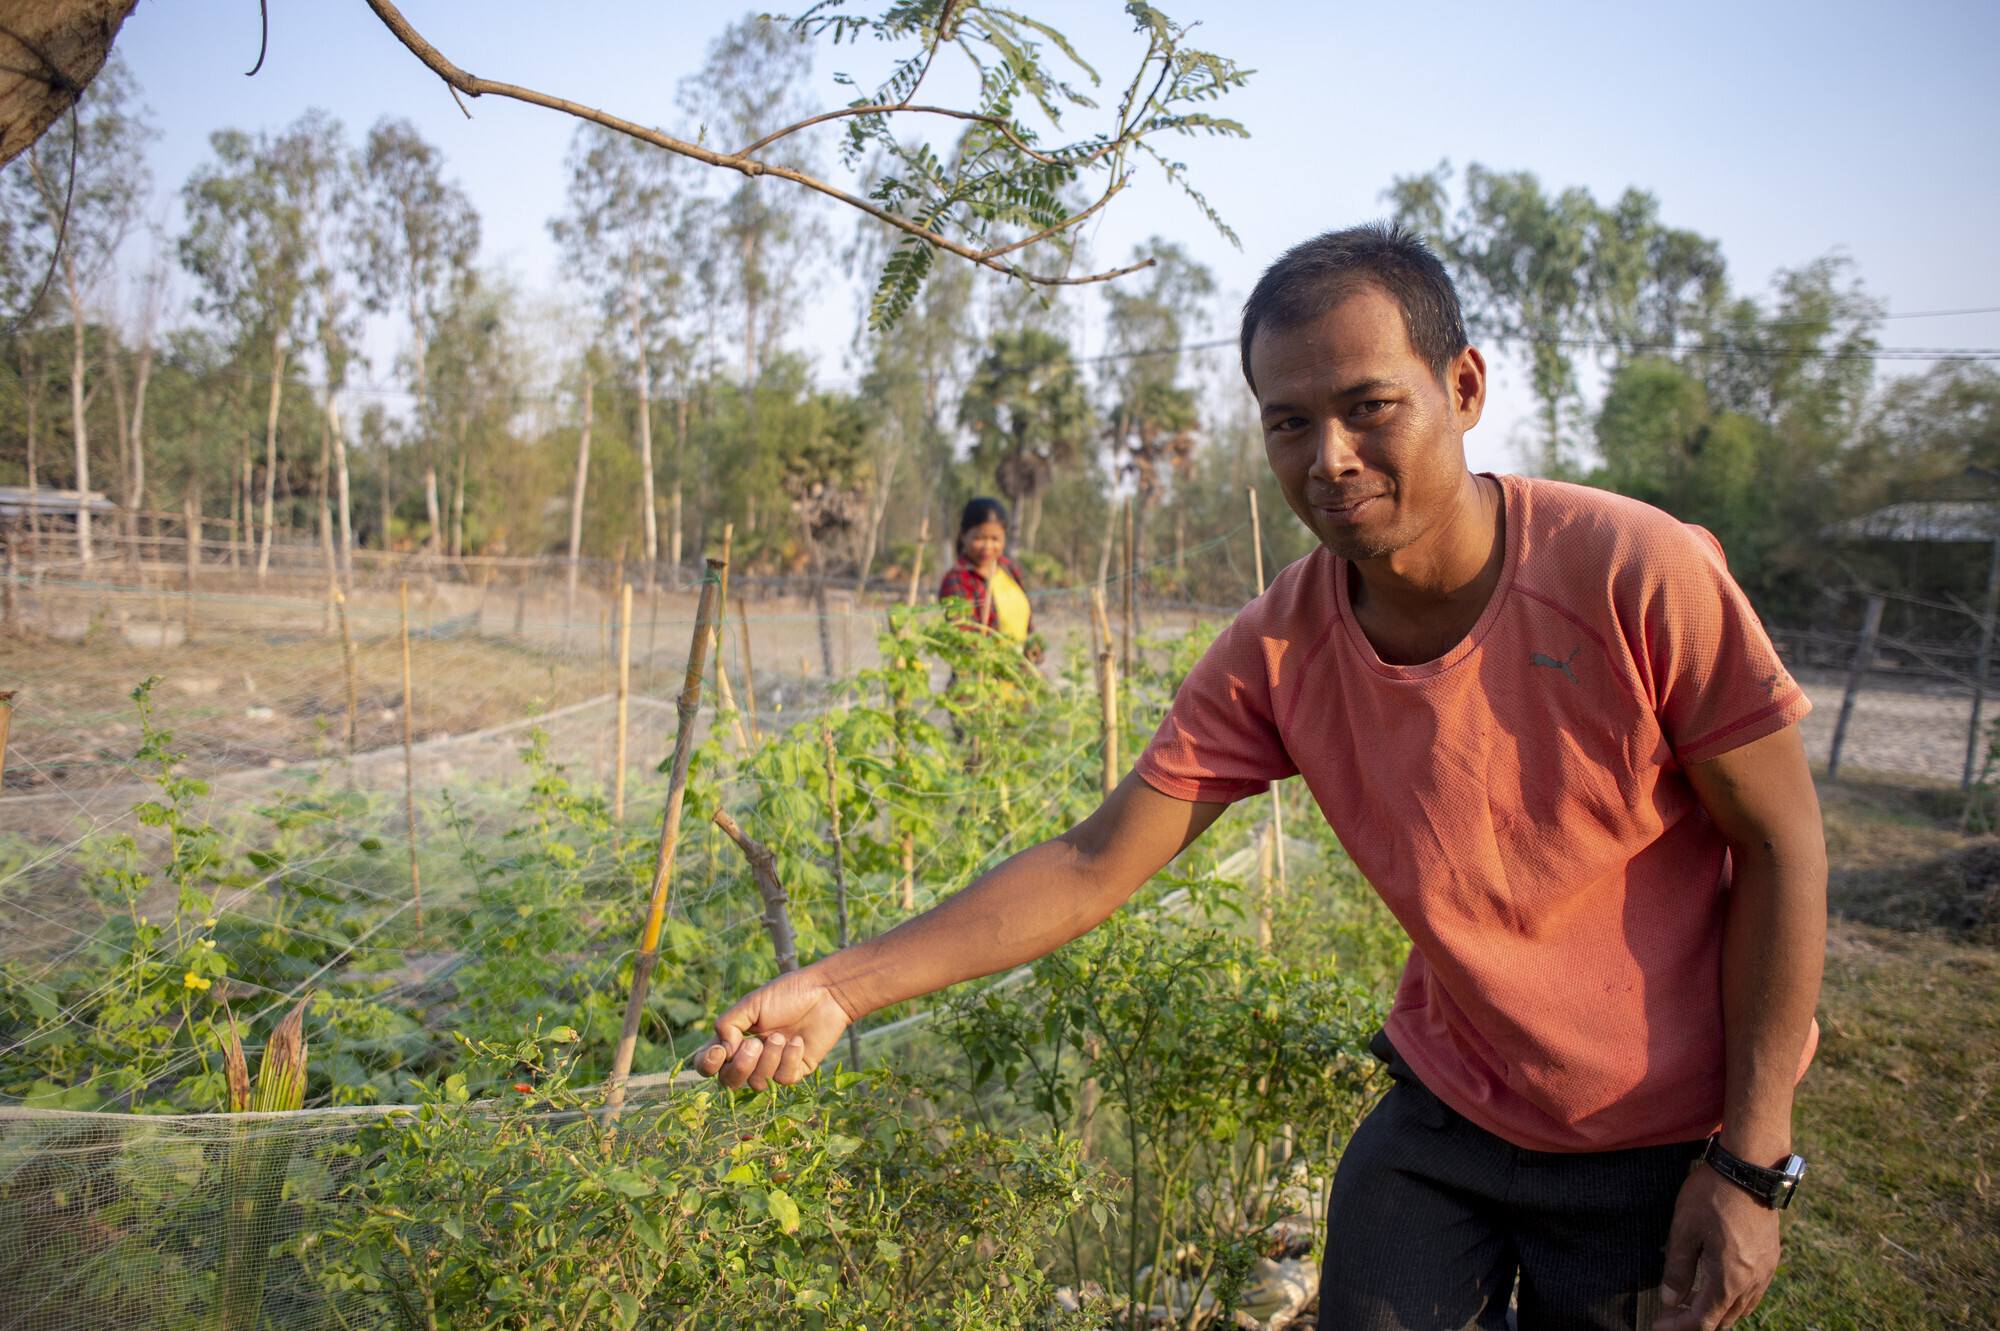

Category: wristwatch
[1701, 1135, 1807, 1209]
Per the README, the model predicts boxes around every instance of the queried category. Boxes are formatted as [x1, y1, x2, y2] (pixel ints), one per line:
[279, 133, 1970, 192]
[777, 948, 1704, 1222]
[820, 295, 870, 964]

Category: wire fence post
[614, 582, 632, 821]
[1122, 495, 1135, 681]
[399, 580, 421, 944]
[607, 558, 724, 1115]
[1827, 594, 1884, 782]
[1963, 533, 2000, 789]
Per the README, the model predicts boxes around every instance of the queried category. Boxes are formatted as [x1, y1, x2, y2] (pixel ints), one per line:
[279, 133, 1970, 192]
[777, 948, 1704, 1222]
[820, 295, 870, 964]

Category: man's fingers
[693, 1041, 728, 1078]
[722, 1036, 765, 1089]
[775, 1035, 812, 1085]
[1654, 1226, 1704, 1330]
[745, 1033, 788, 1090]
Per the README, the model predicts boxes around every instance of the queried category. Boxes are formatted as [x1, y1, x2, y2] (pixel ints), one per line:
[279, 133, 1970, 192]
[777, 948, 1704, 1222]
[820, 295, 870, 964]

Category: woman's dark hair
[1238, 222, 1468, 394]
[958, 497, 1010, 535]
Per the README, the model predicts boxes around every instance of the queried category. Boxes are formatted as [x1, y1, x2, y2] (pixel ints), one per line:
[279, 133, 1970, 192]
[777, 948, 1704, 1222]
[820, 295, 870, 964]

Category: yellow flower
[203, 917, 218, 927]
[183, 971, 212, 991]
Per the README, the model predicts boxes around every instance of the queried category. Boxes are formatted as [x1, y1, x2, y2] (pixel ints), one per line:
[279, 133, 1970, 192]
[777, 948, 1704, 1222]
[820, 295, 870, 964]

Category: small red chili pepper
[512, 1083, 533, 1093]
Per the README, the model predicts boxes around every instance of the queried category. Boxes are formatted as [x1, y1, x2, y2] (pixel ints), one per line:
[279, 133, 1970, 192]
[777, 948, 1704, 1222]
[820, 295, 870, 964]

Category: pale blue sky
[111, 0, 2000, 471]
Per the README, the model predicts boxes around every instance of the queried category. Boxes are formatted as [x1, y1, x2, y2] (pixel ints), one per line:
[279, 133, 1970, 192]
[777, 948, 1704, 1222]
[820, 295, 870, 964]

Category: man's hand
[693, 968, 855, 1090]
[1655, 1164, 1782, 1330]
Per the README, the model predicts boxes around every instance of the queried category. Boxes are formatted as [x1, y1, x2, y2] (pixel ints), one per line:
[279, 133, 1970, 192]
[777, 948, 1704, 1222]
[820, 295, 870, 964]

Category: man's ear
[1451, 345, 1488, 429]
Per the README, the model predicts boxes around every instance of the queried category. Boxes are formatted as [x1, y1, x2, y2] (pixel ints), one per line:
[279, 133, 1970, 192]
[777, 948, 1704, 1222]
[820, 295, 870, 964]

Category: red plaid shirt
[937, 555, 1032, 634]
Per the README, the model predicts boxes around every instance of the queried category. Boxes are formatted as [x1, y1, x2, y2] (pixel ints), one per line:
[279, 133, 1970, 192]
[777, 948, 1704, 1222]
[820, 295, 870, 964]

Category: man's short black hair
[1238, 222, 1469, 394]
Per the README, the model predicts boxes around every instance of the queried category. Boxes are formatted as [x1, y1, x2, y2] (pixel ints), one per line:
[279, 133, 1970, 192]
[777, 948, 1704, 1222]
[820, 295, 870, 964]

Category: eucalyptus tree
[1388, 163, 1602, 477]
[3, 53, 150, 563]
[361, 0, 1247, 330]
[298, 117, 362, 580]
[424, 271, 522, 559]
[1102, 238, 1213, 562]
[678, 15, 823, 404]
[958, 326, 1093, 554]
[550, 123, 692, 586]
[181, 111, 342, 578]
[353, 116, 478, 555]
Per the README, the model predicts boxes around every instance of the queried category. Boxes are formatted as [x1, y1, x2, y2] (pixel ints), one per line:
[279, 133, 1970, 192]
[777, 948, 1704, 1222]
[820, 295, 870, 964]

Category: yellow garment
[989, 565, 1031, 643]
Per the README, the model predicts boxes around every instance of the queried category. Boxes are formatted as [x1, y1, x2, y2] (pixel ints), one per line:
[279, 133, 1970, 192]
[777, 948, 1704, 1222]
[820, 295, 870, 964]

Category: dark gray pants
[1317, 1034, 1707, 1331]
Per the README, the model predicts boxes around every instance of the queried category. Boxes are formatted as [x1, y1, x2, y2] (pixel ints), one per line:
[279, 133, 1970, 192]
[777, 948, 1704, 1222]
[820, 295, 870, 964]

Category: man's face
[1250, 285, 1485, 562]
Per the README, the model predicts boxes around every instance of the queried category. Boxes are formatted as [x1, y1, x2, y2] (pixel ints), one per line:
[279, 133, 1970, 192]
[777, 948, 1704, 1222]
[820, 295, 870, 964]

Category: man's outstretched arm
[693, 773, 1229, 1089]
[1660, 722, 1827, 1331]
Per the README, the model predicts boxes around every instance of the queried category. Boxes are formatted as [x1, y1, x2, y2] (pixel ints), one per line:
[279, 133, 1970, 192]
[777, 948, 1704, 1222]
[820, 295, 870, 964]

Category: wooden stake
[822, 714, 862, 1071]
[905, 513, 929, 608]
[1247, 487, 1285, 907]
[606, 558, 724, 1113]
[0, 690, 14, 791]
[182, 496, 197, 644]
[713, 809, 796, 973]
[737, 611, 760, 741]
[1091, 587, 1118, 796]
[3, 520, 16, 632]
[614, 582, 632, 820]
[1247, 486, 1266, 596]
[709, 523, 749, 751]
[399, 581, 422, 944]
[334, 586, 358, 755]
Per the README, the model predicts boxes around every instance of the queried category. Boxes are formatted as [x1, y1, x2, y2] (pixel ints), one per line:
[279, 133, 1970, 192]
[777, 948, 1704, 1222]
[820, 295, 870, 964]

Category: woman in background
[938, 497, 1040, 660]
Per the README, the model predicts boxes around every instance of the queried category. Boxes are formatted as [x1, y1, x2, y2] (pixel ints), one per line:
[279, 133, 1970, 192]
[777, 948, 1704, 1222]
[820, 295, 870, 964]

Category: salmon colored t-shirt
[1134, 475, 1815, 1153]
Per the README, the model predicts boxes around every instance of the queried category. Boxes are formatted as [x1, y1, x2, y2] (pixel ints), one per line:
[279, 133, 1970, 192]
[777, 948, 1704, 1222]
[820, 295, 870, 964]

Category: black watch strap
[1702, 1135, 1807, 1210]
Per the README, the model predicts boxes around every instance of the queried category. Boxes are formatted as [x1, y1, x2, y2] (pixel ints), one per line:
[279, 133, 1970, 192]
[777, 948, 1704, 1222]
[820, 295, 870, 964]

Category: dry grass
[1753, 774, 2000, 1327]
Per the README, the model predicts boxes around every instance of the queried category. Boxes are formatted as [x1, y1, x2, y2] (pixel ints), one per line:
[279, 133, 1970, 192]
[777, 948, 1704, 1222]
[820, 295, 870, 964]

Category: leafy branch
[358, 0, 1248, 327]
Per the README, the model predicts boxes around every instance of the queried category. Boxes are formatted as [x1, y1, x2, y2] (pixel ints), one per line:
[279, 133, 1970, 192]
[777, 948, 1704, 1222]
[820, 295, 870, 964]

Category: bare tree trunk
[328, 389, 353, 581]
[317, 409, 336, 581]
[670, 394, 686, 573]
[854, 444, 900, 595]
[377, 433, 392, 555]
[565, 368, 595, 626]
[258, 327, 285, 580]
[633, 300, 658, 591]
[422, 463, 441, 556]
[65, 258, 92, 565]
[450, 449, 465, 560]
[130, 326, 154, 559]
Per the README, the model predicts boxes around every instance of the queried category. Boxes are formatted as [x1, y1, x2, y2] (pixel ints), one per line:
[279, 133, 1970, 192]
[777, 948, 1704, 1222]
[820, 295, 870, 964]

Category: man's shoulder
[1512, 477, 1724, 588]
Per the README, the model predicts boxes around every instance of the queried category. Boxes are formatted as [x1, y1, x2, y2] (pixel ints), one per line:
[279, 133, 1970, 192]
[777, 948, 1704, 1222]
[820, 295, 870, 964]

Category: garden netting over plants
[2, 559, 1402, 1329]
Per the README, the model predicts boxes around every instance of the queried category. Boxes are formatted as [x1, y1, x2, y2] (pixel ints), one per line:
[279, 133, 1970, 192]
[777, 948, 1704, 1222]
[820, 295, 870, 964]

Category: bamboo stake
[1247, 487, 1285, 929]
[399, 581, 422, 944]
[334, 587, 358, 755]
[614, 582, 632, 821]
[822, 715, 862, 1071]
[709, 523, 750, 751]
[181, 497, 197, 644]
[0, 690, 14, 790]
[905, 512, 929, 607]
[737, 610, 760, 741]
[1247, 486, 1266, 595]
[1091, 587, 1118, 796]
[713, 809, 796, 973]
[606, 559, 724, 1113]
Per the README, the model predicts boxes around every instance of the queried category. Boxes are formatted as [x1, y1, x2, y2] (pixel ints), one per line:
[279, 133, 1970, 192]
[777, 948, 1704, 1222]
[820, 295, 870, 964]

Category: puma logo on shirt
[1529, 646, 1581, 682]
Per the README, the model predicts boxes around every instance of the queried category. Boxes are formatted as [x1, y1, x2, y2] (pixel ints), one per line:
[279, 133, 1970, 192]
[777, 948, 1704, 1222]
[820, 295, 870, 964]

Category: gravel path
[1795, 671, 1985, 784]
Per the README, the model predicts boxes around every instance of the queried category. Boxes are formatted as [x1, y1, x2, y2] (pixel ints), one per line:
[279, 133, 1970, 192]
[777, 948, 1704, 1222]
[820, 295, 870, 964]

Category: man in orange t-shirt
[696, 224, 1827, 1331]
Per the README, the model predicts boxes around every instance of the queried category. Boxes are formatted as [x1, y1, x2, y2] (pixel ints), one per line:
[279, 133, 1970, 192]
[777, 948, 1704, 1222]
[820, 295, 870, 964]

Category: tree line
[2, 33, 1995, 641]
